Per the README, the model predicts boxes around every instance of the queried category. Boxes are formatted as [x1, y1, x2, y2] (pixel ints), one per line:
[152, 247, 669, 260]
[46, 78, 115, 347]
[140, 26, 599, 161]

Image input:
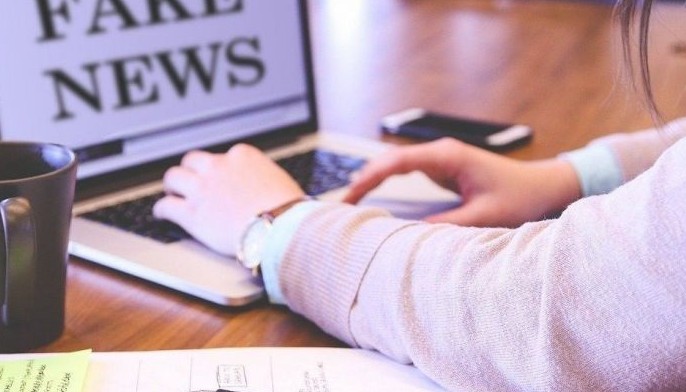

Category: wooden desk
[38, 0, 686, 352]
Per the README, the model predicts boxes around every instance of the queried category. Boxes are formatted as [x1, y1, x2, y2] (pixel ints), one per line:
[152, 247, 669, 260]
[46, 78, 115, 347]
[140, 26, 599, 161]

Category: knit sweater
[274, 119, 686, 391]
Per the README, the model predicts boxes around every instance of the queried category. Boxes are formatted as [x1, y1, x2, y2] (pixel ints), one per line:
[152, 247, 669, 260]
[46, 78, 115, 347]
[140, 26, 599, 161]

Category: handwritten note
[0, 350, 90, 392]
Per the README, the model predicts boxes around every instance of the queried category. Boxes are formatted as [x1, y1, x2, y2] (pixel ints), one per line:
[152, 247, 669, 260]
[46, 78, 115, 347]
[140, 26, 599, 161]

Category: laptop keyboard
[80, 149, 366, 244]
[277, 149, 366, 195]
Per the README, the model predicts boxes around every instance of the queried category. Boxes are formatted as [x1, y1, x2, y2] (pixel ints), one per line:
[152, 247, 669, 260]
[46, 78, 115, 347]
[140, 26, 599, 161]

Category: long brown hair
[615, 0, 660, 121]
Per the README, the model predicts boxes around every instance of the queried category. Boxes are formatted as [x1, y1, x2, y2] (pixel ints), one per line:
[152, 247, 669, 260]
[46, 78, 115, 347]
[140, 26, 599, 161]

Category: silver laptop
[0, 0, 457, 306]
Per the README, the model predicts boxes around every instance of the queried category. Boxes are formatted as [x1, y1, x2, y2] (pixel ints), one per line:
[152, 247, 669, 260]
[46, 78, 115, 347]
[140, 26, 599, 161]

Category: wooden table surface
[37, 0, 686, 353]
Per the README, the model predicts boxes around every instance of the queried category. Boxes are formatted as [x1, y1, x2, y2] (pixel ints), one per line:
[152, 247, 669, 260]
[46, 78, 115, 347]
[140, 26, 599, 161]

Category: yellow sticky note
[0, 349, 91, 392]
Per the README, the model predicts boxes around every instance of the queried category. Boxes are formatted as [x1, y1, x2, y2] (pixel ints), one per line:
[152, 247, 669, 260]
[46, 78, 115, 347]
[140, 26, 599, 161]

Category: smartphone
[380, 108, 533, 151]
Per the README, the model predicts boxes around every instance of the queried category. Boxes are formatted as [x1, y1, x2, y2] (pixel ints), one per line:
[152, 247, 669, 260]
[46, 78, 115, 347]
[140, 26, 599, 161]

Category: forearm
[275, 203, 419, 344]
[350, 190, 685, 390]
[275, 138, 686, 390]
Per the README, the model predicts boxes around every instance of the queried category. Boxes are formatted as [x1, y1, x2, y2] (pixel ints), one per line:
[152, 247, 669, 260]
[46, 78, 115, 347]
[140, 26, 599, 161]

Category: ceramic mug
[0, 142, 76, 352]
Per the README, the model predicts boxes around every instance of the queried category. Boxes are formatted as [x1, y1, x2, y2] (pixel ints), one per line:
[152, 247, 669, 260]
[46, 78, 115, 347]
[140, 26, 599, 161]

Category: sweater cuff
[559, 144, 624, 197]
[261, 200, 323, 305]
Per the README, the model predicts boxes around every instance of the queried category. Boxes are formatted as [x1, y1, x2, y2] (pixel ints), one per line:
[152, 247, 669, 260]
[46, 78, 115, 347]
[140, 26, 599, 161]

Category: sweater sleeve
[277, 137, 686, 391]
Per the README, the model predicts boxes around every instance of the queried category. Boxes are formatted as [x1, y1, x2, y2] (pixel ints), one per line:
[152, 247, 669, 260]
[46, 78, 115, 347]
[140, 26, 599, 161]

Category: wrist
[260, 200, 324, 304]
[551, 159, 583, 205]
[558, 143, 624, 197]
[530, 159, 583, 216]
[236, 195, 313, 275]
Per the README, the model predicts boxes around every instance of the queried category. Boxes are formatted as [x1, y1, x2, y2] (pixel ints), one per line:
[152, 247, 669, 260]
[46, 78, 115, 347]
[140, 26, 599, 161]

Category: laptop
[0, 0, 457, 306]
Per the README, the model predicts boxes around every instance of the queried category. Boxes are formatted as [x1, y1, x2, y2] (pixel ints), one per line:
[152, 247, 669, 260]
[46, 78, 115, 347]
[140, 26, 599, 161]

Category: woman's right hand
[153, 144, 305, 256]
[344, 138, 582, 228]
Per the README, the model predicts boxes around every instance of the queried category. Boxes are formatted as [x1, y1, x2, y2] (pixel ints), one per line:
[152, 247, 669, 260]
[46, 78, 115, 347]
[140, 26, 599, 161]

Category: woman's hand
[153, 144, 305, 255]
[344, 138, 582, 228]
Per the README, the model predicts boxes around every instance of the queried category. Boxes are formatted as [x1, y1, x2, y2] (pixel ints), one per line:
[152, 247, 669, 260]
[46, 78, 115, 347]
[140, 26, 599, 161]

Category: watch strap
[259, 195, 315, 221]
[237, 195, 314, 274]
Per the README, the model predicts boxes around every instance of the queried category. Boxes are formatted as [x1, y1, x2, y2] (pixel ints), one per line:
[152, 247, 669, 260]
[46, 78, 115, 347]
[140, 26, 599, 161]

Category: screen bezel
[71, 0, 319, 198]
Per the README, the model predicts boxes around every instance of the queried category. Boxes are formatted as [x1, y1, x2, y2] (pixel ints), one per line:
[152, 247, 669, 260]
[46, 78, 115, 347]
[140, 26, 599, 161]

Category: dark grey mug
[0, 142, 76, 352]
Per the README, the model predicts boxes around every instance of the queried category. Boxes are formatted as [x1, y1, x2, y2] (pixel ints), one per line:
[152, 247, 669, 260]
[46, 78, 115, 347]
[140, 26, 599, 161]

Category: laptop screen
[0, 0, 316, 179]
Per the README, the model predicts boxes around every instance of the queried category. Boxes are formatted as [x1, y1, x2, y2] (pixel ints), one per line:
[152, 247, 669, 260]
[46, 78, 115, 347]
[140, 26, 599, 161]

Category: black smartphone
[380, 108, 533, 151]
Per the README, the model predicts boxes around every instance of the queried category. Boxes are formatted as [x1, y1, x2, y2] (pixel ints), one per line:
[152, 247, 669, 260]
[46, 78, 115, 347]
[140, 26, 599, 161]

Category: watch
[236, 196, 312, 275]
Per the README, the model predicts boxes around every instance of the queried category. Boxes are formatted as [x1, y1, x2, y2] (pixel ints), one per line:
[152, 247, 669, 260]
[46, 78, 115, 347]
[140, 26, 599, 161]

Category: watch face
[239, 218, 272, 269]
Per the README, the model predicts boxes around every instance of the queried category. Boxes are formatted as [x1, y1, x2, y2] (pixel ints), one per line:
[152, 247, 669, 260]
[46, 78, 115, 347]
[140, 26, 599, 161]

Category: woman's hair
[614, 0, 659, 120]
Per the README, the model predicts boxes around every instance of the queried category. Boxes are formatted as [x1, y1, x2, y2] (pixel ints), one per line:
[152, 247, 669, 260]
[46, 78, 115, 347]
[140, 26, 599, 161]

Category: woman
[154, 1, 686, 390]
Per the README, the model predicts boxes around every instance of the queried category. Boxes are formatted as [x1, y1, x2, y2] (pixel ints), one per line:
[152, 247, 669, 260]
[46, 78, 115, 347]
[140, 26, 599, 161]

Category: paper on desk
[85, 347, 444, 391]
[0, 349, 91, 392]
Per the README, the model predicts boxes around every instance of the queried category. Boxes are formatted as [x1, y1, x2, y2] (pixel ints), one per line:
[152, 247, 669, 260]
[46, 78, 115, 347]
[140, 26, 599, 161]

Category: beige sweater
[277, 120, 686, 391]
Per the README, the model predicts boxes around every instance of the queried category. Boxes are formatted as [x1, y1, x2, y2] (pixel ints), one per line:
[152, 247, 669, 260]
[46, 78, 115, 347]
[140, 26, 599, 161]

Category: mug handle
[0, 197, 36, 327]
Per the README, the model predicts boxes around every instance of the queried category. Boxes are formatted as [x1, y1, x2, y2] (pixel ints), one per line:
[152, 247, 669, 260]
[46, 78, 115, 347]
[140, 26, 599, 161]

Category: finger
[343, 150, 416, 204]
[343, 170, 379, 204]
[162, 166, 201, 198]
[344, 142, 458, 204]
[153, 195, 194, 228]
[180, 150, 215, 173]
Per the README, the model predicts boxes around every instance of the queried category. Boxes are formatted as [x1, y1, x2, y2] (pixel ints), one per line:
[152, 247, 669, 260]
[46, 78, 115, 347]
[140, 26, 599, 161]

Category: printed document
[1, 347, 444, 391]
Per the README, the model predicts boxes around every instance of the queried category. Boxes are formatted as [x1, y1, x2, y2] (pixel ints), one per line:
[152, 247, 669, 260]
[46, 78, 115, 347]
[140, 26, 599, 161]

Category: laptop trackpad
[359, 171, 461, 220]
